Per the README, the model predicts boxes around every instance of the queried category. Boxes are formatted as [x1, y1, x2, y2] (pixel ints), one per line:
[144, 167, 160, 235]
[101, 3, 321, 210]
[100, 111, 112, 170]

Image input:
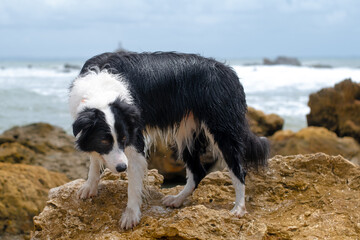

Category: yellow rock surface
[33, 154, 360, 239]
[0, 163, 69, 237]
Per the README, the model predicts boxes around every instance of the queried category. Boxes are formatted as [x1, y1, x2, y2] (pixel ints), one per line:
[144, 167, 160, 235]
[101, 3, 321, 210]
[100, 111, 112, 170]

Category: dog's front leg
[120, 147, 147, 229]
[77, 153, 101, 199]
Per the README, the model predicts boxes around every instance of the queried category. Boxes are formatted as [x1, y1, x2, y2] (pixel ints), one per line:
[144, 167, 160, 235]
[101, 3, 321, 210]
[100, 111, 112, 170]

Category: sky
[0, 0, 359, 60]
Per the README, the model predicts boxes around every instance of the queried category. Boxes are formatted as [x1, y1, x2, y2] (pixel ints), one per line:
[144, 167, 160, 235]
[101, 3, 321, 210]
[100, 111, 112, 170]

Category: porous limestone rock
[270, 127, 360, 165]
[307, 79, 360, 142]
[33, 154, 360, 239]
[0, 163, 69, 238]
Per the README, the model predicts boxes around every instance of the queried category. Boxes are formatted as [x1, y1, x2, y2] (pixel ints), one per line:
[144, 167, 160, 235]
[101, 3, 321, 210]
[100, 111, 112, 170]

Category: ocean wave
[0, 67, 78, 78]
[233, 65, 360, 93]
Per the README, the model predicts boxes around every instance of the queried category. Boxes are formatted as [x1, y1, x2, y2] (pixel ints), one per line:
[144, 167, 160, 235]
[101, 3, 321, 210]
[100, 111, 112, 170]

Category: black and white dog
[69, 52, 269, 229]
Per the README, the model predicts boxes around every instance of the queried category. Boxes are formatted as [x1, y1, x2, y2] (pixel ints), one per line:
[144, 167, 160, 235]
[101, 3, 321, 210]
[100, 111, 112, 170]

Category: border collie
[69, 52, 269, 229]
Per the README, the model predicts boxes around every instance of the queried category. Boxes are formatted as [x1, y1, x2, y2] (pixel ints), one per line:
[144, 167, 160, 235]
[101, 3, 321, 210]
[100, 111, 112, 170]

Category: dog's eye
[122, 136, 126, 142]
[101, 139, 110, 145]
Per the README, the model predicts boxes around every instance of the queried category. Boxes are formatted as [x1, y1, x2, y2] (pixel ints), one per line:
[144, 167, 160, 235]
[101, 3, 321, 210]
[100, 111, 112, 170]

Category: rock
[247, 107, 284, 136]
[270, 127, 360, 165]
[0, 123, 88, 180]
[309, 64, 333, 69]
[64, 63, 81, 70]
[0, 142, 36, 164]
[0, 163, 69, 238]
[33, 154, 360, 239]
[307, 79, 360, 142]
[263, 56, 301, 66]
[147, 139, 186, 181]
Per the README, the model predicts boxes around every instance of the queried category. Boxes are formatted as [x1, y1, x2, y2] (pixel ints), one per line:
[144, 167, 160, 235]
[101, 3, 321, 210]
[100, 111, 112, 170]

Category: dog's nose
[116, 163, 127, 172]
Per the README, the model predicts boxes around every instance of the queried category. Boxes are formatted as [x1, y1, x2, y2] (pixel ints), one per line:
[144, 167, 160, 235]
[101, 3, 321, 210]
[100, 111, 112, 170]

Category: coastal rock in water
[307, 79, 360, 142]
[309, 64, 332, 69]
[0, 163, 69, 238]
[270, 127, 360, 165]
[33, 154, 360, 239]
[247, 107, 284, 136]
[263, 56, 301, 66]
[64, 63, 81, 70]
[0, 123, 88, 180]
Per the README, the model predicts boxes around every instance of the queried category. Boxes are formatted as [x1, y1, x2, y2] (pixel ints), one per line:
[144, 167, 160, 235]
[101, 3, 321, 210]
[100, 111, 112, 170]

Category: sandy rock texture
[307, 79, 360, 142]
[33, 153, 360, 240]
[270, 127, 360, 165]
[0, 123, 88, 180]
[0, 163, 69, 238]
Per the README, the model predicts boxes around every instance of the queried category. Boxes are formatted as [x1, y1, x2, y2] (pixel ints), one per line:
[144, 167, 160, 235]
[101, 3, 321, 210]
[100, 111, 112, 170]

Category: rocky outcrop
[307, 79, 360, 142]
[270, 127, 360, 165]
[0, 123, 88, 180]
[263, 56, 301, 66]
[0, 163, 69, 238]
[247, 107, 284, 136]
[33, 153, 360, 239]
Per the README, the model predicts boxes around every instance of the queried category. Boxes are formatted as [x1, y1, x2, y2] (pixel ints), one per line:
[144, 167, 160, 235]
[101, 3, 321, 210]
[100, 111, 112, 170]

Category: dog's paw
[230, 205, 247, 218]
[120, 207, 141, 230]
[77, 182, 98, 199]
[162, 195, 184, 208]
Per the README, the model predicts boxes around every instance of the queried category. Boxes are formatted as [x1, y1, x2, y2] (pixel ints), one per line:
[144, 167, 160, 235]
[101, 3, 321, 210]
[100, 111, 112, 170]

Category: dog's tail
[244, 131, 270, 168]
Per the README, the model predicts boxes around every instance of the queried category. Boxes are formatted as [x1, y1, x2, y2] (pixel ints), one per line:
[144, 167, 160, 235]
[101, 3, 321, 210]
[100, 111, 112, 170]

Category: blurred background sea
[1, 56, 360, 134]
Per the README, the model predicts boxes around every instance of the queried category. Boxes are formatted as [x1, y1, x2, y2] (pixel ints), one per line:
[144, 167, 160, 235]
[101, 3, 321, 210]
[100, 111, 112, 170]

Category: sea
[1, 57, 360, 134]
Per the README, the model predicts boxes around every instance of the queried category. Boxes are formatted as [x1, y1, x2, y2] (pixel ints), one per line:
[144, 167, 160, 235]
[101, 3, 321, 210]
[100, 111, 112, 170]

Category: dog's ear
[72, 108, 98, 137]
[110, 99, 141, 132]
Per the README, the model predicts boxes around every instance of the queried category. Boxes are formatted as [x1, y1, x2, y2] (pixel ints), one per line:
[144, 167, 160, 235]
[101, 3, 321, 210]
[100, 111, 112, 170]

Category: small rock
[307, 79, 360, 143]
[270, 127, 360, 165]
[263, 56, 301, 66]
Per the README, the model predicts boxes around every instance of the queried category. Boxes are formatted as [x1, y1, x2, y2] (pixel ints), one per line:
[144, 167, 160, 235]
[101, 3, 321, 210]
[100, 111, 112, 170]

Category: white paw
[120, 207, 141, 230]
[77, 182, 98, 199]
[162, 195, 184, 208]
[230, 205, 247, 217]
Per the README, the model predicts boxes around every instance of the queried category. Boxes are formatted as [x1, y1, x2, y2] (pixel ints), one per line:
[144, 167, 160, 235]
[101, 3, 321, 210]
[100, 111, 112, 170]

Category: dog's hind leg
[212, 133, 248, 217]
[162, 140, 207, 208]
[120, 146, 147, 229]
[202, 116, 249, 217]
[228, 167, 247, 217]
[77, 153, 101, 199]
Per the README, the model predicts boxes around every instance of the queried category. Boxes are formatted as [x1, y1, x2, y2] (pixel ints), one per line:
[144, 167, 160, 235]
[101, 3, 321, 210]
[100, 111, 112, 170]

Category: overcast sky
[0, 0, 359, 59]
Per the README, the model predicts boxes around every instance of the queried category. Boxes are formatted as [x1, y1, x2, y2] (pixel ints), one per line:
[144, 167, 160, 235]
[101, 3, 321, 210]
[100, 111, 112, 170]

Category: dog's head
[72, 99, 140, 173]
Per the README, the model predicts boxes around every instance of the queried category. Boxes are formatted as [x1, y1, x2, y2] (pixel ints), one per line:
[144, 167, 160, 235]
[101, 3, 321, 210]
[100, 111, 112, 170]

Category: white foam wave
[0, 67, 78, 78]
[233, 65, 360, 93]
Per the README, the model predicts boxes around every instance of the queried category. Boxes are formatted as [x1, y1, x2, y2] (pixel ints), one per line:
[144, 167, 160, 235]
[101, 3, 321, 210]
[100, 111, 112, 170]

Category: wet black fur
[74, 51, 270, 184]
